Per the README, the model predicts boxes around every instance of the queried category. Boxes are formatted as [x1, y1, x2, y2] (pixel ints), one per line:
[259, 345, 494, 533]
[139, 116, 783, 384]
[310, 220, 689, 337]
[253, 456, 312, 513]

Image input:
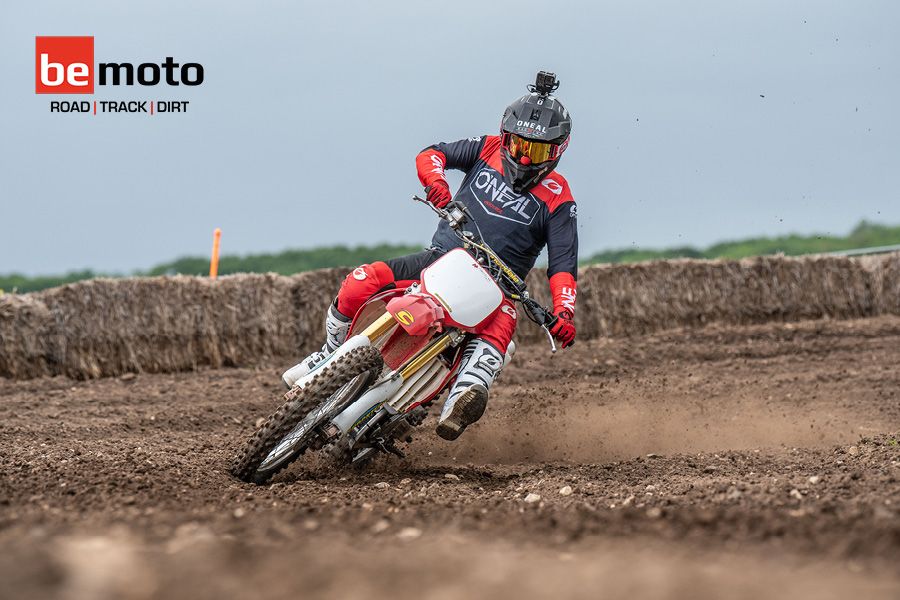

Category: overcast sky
[1, 0, 898, 275]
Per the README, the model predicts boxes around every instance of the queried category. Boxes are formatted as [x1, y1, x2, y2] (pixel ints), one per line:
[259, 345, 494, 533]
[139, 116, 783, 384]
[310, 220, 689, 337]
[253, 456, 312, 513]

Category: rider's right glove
[549, 309, 576, 349]
[425, 180, 452, 208]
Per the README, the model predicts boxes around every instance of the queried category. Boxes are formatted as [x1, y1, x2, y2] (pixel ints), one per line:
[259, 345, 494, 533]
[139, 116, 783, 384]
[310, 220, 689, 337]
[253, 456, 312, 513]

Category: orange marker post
[209, 228, 222, 279]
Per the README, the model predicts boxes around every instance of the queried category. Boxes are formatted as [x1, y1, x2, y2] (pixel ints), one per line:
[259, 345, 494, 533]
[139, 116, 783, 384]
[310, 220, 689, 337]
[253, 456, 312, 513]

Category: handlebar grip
[523, 298, 555, 327]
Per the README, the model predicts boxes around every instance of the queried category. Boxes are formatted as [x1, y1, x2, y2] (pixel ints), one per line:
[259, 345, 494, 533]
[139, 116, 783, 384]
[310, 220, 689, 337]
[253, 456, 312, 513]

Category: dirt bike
[230, 197, 560, 484]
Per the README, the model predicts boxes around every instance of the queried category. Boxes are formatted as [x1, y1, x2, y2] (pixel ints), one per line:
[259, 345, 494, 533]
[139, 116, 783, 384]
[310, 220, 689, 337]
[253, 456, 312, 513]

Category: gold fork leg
[359, 312, 397, 342]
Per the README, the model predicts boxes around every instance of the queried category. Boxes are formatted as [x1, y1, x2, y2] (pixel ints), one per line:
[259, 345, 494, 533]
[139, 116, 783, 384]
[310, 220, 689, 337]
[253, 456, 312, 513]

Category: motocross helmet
[500, 71, 572, 193]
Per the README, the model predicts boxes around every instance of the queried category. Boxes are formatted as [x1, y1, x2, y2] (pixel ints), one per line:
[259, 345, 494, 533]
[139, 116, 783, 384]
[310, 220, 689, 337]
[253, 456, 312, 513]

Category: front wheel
[230, 346, 383, 484]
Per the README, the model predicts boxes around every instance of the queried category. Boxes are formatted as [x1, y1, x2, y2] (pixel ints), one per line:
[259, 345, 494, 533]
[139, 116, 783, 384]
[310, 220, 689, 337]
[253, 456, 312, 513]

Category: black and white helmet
[500, 71, 572, 193]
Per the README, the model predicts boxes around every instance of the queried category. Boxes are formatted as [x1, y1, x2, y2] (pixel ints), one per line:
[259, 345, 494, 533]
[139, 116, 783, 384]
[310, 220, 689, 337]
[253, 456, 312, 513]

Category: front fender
[385, 294, 445, 337]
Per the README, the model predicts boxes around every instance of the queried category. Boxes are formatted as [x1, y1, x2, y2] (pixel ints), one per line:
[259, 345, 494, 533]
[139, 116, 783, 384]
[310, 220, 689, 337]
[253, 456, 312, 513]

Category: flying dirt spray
[209, 228, 221, 279]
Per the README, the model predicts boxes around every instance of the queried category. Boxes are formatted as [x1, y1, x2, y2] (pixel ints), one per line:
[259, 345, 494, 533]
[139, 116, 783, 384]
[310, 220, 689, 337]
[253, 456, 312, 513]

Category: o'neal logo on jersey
[469, 167, 538, 225]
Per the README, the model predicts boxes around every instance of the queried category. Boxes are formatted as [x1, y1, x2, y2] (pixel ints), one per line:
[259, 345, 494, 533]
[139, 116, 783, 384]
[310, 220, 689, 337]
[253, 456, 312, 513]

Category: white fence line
[825, 244, 900, 257]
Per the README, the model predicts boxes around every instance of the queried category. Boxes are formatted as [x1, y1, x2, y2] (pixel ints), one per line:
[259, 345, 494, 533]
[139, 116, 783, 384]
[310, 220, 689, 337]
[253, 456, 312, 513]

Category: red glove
[548, 272, 576, 348]
[425, 180, 452, 208]
[549, 309, 576, 349]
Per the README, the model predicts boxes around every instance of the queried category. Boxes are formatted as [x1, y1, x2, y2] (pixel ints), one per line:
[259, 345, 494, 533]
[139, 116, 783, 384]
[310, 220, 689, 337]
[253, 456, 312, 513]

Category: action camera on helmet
[532, 71, 560, 96]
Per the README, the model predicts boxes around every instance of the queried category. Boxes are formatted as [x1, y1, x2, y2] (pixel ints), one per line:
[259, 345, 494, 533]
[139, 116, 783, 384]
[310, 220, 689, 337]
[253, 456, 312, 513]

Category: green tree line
[3, 221, 899, 294]
[584, 220, 900, 264]
[1, 244, 422, 294]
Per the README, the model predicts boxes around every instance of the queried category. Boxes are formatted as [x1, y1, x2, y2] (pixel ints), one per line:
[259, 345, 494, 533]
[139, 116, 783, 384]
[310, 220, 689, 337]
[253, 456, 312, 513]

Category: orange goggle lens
[503, 133, 560, 164]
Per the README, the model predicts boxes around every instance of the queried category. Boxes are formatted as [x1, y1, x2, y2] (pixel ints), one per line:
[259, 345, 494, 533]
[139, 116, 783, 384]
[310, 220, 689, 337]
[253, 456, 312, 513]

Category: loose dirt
[1, 317, 898, 599]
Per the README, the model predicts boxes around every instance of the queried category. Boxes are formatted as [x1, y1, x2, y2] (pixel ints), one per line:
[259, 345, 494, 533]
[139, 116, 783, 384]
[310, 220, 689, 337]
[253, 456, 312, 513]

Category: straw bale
[1, 254, 899, 380]
[0, 294, 58, 378]
[519, 254, 879, 341]
[876, 252, 900, 315]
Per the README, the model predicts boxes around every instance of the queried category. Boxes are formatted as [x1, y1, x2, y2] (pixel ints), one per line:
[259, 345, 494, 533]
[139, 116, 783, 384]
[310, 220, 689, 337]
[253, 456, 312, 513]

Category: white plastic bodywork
[421, 249, 503, 328]
[331, 375, 403, 433]
[327, 251, 505, 436]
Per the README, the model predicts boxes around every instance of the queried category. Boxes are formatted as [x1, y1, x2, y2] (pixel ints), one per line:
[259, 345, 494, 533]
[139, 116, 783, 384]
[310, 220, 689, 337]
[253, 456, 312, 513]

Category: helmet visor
[503, 133, 559, 164]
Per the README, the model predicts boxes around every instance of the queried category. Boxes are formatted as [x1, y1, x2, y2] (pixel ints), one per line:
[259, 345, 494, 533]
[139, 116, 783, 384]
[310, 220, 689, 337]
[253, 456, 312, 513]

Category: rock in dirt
[303, 519, 319, 531]
[790, 489, 803, 500]
[524, 493, 542, 504]
[371, 520, 390, 534]
[808, 475, 821, 485]
[444, 473, 460, 481]
[396, 527, 422, 540]
[233, 508, 246, 519]
[848, 446, 860, 456]
[374, 482, 390, 489]
[558, 485, 573, 496]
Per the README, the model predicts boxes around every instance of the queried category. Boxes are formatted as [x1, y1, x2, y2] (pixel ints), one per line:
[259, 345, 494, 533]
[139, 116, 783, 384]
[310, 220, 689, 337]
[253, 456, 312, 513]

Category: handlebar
[414, 195, 560, 353]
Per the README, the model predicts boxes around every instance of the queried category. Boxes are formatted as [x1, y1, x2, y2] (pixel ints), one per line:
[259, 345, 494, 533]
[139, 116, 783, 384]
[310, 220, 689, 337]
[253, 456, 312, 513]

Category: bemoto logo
[35, 36, 204, 94]
[36, 36, 94, 94]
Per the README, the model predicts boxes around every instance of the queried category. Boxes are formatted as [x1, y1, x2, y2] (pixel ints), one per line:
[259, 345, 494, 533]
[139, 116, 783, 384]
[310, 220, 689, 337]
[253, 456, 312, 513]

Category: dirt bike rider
[285, 71, 578, 441]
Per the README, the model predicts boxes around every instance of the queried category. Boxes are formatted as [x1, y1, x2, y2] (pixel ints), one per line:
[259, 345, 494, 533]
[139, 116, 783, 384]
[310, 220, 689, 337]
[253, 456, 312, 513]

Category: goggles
[502, 132, 566, 164]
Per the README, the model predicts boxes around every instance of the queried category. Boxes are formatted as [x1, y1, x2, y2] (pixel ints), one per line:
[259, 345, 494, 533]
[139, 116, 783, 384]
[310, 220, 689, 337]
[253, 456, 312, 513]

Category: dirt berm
[1, 316, 898, 599]
[1, 253, 899, 380]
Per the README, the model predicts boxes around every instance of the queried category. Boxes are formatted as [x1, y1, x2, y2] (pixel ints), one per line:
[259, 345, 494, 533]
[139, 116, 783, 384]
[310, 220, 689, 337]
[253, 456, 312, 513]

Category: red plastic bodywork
[347, 288, 463, 408]
[385, 293, 445, 336]
[345, 254, 506, 412]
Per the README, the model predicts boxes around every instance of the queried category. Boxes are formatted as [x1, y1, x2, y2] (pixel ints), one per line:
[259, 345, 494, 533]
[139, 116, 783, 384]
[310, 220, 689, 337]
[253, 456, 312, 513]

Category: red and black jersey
[416, 135, 578, 316]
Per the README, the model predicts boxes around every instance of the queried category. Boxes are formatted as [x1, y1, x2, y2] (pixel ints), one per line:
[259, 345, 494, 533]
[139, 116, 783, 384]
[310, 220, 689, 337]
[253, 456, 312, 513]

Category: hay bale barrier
[0, 272, 340, 380]
[1, 253, 898, 380]
[0, 294, 59, 379]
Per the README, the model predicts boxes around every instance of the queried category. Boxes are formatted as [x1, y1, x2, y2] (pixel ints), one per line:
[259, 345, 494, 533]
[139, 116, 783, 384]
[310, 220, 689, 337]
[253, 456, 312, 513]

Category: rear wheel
[230, 346, 383, 484]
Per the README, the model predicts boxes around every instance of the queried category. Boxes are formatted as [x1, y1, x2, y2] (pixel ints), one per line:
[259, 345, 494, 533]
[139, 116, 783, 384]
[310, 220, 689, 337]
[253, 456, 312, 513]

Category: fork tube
[359, 312, 396, 342]
[399, 333, 453, 379]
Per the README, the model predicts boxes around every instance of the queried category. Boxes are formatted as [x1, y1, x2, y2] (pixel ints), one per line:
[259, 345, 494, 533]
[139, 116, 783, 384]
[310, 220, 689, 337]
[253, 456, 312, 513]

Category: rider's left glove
[549, 309, 576, 349]
[425, 180, 452, 209]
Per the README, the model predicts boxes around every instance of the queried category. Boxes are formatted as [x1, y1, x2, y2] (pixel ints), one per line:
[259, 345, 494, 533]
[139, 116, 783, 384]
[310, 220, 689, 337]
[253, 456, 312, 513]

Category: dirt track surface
[2, 317, 899, 599]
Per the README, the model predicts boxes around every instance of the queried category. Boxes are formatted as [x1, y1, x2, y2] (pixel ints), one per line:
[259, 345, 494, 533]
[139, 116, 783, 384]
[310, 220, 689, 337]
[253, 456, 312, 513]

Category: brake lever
[413, 195, 443, 216]
[542, 325, 558, 354]
[413, 196, 467, 230]
[524, 298, 558, 354]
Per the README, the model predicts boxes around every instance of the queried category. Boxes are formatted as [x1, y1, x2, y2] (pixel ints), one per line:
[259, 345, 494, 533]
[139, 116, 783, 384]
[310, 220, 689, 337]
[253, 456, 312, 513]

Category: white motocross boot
[281, 302, 351, 388]
[436, 339, 515, 441]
